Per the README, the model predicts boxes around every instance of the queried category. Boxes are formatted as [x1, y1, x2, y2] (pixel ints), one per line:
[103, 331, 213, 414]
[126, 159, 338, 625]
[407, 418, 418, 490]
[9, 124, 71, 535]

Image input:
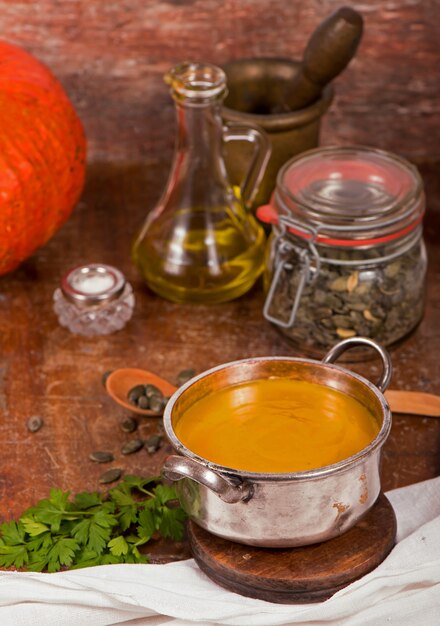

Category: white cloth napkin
[0, 476, 439, 626]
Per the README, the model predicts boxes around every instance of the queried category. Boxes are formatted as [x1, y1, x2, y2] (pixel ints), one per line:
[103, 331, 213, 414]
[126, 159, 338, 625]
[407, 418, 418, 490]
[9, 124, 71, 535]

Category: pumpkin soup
[175, 378, 380, 472]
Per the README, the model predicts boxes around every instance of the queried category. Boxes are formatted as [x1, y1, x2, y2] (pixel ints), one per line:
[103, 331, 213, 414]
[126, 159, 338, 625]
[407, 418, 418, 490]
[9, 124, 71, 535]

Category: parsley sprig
[0, 475, 186, 572]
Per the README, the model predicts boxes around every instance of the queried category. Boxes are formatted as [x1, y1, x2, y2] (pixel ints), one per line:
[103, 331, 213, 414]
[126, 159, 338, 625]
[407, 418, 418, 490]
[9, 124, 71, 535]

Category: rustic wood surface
[0, 0, 439, 564]
[0, 158, 438, 550]
[187, 493, 396, 603]
[0, 0, 439, 161]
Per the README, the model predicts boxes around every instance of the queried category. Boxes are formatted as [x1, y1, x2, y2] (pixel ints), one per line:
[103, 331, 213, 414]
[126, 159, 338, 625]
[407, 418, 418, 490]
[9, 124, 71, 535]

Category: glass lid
[259, 146, 424, 247]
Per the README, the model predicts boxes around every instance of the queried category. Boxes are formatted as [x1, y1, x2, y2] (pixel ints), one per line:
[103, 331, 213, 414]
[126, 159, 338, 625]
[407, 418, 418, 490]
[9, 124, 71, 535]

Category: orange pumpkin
[0, 41, 86, 275]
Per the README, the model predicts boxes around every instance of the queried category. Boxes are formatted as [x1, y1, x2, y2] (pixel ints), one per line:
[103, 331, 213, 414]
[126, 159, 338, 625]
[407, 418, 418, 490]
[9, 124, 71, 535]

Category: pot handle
[162, 455, 253, 504]
[322, 337, 392, 393]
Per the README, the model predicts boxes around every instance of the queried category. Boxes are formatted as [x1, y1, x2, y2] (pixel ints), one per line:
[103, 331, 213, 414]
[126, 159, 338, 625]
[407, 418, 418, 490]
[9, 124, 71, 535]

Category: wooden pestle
[282, 6, 364, 111]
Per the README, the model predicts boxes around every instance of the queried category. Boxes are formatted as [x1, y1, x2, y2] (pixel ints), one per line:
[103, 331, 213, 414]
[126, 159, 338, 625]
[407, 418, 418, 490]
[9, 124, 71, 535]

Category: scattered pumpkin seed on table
[121, 438, 144, 455]
[121, 417, 138, 432]
[99, 468, 122, 484]
[101, 370, 113, 387]
[145, 434, 162, 454]
[89, 451, 114, 464]
[176, 369, 196, 386]
[26, 416, 44, 433]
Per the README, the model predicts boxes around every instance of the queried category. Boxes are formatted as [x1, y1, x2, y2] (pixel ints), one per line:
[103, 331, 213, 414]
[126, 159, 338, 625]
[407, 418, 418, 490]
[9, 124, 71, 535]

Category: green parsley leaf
[0, 543, 28, 569]
[47, 537, 79, 572]
[0, 475, 187, 572]
[137, 509, 156, 541]
[123, 475, 159, 490]
[20, 517, 50, 537]
[0, 520, 26, 545]
[153, 484, 178, 506]
[73, 491, 102, 510]
[157, 506, 186, 541]
[108, 535, 128, 557]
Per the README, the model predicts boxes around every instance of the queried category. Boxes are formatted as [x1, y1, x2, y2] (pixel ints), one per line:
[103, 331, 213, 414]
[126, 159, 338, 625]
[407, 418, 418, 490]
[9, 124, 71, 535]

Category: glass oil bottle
[132, 62, 270, 304]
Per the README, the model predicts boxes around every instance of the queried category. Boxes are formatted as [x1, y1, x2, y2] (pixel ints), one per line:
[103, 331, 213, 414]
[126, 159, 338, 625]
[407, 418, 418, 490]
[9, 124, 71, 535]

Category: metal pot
[162, 337, 392, 548]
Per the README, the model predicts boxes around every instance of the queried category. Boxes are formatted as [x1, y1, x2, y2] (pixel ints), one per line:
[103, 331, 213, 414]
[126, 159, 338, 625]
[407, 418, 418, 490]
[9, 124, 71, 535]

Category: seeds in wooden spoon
[136, 395, 149, 410]
[145, 384, 162, 399]
[149, 394, 165, 414]
[127, 384, 147, 405]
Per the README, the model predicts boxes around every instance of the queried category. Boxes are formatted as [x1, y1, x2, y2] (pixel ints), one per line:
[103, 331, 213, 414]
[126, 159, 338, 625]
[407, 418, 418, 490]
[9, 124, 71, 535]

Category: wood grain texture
[187, 493, 396, 603]
[0, 0, 438, 567]
[0, 159, 438, 544]
[0, 0, 439, 162]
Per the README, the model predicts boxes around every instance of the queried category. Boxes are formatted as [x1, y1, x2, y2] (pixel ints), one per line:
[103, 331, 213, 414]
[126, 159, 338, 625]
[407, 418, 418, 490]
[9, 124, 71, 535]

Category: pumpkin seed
[101, 370, 113, 387]
[145, 434, 162, 454]
[346, 271, 359, 293]
[121, 417, 138, 433]
[332, 315, 353, 329]
[89, 451, 114, 463]
[336, 328, 356, 338]
[137, 395, 150, 410]
[363, 309, 379, 322]
[384, 261, 401, 278]
[144, 384, 162, 399]
[176, 369, 196, 386]
[121, 439, 144, 455]
[149, 394, 165, 414]
[329, 276, 348, 292]
[127, 384, 147, 405]
[99, 468, 122, 484]
[26, 415, 44, 433]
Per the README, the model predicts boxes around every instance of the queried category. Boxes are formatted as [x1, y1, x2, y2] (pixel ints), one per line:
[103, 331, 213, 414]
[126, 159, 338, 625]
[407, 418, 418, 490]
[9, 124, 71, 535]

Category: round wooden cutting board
[188, 493, 396, 604]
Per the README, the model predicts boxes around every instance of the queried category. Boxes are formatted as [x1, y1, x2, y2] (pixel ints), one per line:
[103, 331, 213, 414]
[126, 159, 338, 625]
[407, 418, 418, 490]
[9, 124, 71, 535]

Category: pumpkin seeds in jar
[264, 234, 426, 355]
[260, 145, 427, 356]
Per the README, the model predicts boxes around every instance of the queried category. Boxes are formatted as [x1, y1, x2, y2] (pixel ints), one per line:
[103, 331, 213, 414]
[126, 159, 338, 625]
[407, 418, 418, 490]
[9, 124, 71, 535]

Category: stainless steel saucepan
[162, 337, 392, 547]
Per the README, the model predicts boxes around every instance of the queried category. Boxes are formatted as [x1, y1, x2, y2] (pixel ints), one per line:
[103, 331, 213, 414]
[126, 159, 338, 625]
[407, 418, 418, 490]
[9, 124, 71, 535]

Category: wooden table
[0, 158, 439, 562]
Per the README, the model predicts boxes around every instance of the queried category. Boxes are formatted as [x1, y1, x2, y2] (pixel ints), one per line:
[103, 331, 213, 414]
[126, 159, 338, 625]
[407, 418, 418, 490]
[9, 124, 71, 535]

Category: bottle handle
[223, 124, 271, 208]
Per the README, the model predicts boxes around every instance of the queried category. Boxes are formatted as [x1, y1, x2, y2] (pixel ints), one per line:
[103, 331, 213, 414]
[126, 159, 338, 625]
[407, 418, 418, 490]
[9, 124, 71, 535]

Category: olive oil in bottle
[132, 62, 270, 304]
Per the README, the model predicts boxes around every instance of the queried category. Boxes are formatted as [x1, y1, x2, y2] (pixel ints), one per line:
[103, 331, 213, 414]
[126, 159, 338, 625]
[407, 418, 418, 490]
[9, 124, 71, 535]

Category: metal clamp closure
[263, 216, 321, 330]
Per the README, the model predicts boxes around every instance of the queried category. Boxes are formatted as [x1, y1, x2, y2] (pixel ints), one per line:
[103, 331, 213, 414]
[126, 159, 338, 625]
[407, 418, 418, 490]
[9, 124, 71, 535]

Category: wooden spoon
[105, 368, 440, 419]
[385, 390, 440, 418]
[105, 368, 178, 416]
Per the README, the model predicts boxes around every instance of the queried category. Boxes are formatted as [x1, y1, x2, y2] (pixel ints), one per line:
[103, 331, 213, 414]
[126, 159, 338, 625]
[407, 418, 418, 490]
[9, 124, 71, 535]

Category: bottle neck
[175, 100, 224, 156]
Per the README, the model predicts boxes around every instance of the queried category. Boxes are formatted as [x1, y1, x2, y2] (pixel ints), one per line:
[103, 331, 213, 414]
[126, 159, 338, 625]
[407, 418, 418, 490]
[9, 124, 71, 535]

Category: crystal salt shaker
[53, 263, 135, 336]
